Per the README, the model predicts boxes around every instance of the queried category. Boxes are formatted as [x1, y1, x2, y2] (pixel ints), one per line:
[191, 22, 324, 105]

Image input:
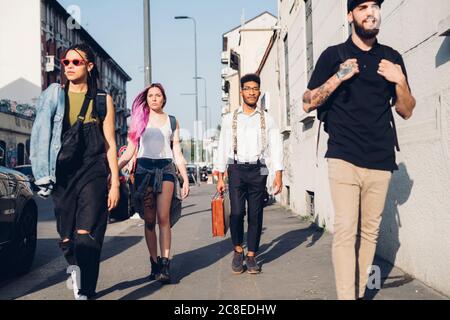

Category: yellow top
[67, 91, 97, 126]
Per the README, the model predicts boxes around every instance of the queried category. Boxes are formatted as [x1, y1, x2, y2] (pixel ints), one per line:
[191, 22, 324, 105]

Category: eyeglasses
[60, 59, 86, 67]
[242, 87, 260, 92]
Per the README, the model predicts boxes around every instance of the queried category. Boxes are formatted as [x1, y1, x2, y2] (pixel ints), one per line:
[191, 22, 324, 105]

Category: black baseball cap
[348, 0, 384, 12]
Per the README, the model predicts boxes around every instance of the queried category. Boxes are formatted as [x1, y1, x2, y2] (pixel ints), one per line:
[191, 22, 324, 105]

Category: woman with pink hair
[119, 83, 190, 284]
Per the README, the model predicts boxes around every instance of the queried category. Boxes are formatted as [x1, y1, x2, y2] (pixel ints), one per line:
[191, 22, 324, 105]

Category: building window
[284, 34, 291, 126]
[306, 190, 315, 216]
[17, 143, 25, 166]
[222, 36, 228, 52]
[305, 0, 314, 80]
[286, 186, 291, 206]
[26, 139, 30, 163]
[0, 140, 6, 166]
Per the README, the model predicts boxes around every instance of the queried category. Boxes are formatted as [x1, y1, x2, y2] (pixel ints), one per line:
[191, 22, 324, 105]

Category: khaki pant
[328, 159, 392, 300]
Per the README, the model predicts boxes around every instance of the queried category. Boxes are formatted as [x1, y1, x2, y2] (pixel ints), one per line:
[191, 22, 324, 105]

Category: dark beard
[243, 99, 258, 108]
[354, 20, 380, 40]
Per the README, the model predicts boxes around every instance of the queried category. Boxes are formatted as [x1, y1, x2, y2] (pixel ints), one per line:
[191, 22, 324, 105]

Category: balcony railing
[221, 51, 229, 64]
[221, 67, 229, 79]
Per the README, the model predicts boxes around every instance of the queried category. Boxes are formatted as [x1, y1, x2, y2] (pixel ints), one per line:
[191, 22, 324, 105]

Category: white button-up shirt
[215, 106, 284, 173]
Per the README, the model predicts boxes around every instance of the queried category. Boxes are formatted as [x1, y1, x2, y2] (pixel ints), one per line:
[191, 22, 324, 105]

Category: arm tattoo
[336, 63, 354, 79]
[311, 83, 332, 107]
[305, 66, 345, 112]
[303, 90, 312, 104]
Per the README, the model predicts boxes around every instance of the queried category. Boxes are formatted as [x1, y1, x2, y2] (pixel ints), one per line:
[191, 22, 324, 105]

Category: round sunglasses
[60, 58, 86, 67]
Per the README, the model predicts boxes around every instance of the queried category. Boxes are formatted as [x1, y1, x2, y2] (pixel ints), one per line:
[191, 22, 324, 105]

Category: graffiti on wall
[0, 99, 36, 119]
[0, 141, 30, 168]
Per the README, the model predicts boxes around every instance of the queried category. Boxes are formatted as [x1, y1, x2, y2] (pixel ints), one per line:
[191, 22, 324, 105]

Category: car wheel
[12, 205, 38, 276]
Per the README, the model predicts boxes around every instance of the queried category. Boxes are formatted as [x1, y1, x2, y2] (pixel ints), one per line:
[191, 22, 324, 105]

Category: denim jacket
[30, 84, 66, 197]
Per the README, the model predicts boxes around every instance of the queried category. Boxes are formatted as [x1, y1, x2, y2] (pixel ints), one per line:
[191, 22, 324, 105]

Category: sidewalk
[93, 184, 446, 300]
[10, 184, 447, 300]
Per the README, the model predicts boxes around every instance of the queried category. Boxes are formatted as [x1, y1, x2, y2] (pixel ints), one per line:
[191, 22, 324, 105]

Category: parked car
[0, 162, 38, 277]
[14, 165, 39, 192]
[200, 166, 209, 182]
[186, 164, 198, 184]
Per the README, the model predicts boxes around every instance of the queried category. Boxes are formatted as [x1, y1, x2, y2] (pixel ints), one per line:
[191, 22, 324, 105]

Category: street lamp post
[194, 76, 208, 133]
[194, 76, 209, 164]
[144, 0, 152, 86]
[175, 15, 201, 184]
[174, 16, 199, 168]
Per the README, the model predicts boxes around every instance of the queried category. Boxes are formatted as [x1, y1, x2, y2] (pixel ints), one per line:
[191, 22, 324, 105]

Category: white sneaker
[70, 269, 84, 300]
[130, 213, 141, 220]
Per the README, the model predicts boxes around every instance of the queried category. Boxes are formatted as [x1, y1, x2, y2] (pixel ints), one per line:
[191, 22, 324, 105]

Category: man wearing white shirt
[216, 74, 284, 274]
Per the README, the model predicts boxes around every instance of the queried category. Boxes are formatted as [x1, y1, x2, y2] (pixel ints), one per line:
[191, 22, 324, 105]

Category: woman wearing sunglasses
[31, 44, 120, 300]
[118, 83, 190, 284]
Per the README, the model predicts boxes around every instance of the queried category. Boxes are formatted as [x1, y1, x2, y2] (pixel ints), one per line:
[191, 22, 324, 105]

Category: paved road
[0, 184, 446, 300]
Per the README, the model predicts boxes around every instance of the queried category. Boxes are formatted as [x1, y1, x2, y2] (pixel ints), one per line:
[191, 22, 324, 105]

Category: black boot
[149, 256, 160, 280]
[156, 257, 171, 284]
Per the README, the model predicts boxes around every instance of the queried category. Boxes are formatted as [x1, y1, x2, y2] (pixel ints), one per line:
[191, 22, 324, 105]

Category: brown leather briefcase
[211, 191, 230, 237]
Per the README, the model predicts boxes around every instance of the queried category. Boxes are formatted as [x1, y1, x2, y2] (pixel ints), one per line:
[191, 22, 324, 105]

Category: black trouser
[227, 163, 268, 253]
[55, 176, 108, 298]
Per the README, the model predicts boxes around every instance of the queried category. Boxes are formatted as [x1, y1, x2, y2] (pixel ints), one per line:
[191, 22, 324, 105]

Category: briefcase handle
[212, 190, 226, 200]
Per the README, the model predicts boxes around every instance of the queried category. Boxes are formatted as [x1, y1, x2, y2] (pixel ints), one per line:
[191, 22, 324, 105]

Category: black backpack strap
[169, 115, 177, 150]
[96, 90, 107, 122]
[315, 120, 323, 168]
[77, 94, 92, 122]
[381, 46, 401, 152]
[390, 109, 400, 152]
[337, 44, 347, 62]
[381, 45, 396, 63]
[316, 44, 347, 167]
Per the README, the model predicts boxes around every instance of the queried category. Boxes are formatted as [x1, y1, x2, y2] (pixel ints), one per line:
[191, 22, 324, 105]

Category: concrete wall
[375, 0, 450, 297]
[221, 13, 277, 115]
[272, 0, 349, 226]
[0, 0, 42, 104]
[259, 36, 282, 194]
[272, 0, 450, 296]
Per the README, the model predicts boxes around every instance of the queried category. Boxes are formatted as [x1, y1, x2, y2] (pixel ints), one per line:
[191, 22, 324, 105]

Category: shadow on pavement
[182, 204, 196, 210]
[118, 235, 234, 300]
[180, 209, 211, 219]
[257, 224, 324, 268]
[95, 276, 154, 299]
[363, 162, 414, 300]
[3, 235, 142, 300]
[364, 256, 414, 300]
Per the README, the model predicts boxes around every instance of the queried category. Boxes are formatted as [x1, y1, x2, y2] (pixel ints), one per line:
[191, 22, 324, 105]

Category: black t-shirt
[308, 37, 409, 172]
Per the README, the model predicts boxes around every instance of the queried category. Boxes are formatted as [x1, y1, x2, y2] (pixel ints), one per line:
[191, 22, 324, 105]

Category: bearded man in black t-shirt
[302, 0, 416, 300]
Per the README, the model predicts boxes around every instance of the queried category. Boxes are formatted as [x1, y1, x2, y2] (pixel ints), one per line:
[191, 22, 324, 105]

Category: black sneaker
[245, 255, 260, 274]
[156, 257, 171, 284]
[232, 250, 244, 274]
[149, 256, 160, 280]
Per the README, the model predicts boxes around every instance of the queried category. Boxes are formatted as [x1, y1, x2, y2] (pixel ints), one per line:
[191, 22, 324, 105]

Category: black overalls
[53, 110, 109, 298]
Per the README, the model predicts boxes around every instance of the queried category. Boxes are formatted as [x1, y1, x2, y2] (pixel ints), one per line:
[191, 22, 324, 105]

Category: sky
[57, 0, 277, 135]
